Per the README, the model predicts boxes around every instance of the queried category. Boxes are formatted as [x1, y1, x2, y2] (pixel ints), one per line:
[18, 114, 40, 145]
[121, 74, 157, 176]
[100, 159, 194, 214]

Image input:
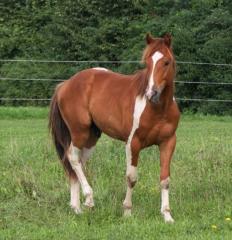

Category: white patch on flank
[146, 51, 164, 99]
[93, 67, 108, 71]
[160, 177, 174, 223]
[123, 95, 147, 215]
[69, 143, 94, 208]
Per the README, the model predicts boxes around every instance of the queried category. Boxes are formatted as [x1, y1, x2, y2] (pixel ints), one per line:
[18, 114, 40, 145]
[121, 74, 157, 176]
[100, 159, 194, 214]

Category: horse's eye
[164, 60, 170, 66]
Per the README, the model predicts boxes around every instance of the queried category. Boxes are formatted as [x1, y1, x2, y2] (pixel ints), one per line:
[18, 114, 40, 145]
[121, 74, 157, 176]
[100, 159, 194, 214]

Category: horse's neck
[160, 83, 174, 111]
[133, 69, 149, 97]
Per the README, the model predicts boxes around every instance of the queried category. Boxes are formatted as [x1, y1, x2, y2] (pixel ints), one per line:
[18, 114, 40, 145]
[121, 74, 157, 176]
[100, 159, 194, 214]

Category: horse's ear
[163, 33, 172, 47]
[146, 33, 155, 44]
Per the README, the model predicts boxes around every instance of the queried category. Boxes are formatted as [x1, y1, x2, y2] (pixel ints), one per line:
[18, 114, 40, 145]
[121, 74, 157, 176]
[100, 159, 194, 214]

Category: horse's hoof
[83, 202, 94, 208]
[165, 218, 174, 223]
[71, 205, 82, 214]
[83, 196, 94, 208]
[74, 208, 82, 214]
[162, 210, 175, 223]
[164, 215, 174, 223]
[123, 209, 132, 217]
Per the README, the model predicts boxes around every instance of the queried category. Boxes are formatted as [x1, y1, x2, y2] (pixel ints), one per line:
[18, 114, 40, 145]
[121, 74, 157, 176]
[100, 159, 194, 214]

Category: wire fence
[1, 77, 232, 85]
[0, 59, 232, 103]
[1, 59, 232, 67]
[0, 77, 63, 82]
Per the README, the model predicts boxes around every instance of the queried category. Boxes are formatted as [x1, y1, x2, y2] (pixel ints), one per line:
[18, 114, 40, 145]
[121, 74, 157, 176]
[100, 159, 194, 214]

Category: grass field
[0, 107, 232, 239]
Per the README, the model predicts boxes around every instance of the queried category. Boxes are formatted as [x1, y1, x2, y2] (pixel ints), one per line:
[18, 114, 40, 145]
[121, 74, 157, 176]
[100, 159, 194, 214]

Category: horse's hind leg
[68, 126, 100, 210]
[68, 146, 95, 213]
[69, 141, 94, 208]
[80, 125, 101, 166]
[70, 174, 81, 214]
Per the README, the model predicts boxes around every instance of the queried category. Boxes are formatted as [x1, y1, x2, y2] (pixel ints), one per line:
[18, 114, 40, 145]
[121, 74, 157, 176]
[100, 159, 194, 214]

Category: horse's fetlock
[160, 177, 170, 189]
[83, 185, 93, 197]
[126, 165, 137, 186]
[123, 201, 132, 210]
[127, 176, 137, 188]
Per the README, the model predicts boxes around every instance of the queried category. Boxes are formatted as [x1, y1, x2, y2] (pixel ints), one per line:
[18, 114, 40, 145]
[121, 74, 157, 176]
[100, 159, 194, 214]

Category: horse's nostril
[150, 89, 160, 103]
[153, 90, 158, 96]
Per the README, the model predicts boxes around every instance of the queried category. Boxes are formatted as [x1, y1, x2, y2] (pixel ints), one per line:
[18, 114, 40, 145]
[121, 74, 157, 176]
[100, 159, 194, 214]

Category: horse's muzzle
[148, 90, 161, 104]
[150, 90, 161, 103]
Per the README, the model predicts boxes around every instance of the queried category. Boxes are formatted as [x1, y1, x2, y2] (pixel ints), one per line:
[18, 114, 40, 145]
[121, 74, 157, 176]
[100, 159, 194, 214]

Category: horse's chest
[152, 123, 175, 140]
[138, 118, 177, 146]
[133, 102, 180, 146]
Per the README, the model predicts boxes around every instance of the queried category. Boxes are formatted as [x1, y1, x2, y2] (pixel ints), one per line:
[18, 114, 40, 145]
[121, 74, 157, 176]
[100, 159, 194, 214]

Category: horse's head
[142, 33, 175, 103]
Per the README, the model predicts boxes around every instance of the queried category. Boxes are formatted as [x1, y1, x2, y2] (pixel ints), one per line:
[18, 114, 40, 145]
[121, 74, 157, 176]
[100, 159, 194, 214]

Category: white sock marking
[161, 177, 174, 223]
[70, 178, 81, 213]
[123, 186, 133, 216]
[69, 143, 94, 207]
[161, 188, 169, 212]
[146, 51, 163, 99]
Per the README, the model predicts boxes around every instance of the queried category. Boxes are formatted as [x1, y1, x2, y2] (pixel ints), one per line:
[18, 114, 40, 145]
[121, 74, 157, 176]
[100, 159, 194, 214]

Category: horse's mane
[132, 69, 149, 97]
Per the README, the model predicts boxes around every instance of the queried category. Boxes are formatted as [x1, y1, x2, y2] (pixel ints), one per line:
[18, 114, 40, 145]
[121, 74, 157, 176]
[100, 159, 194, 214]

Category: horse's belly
[92, 115, 127, 141]
[90, 102, 131, 142]
[89, 84, 134, 142]
[100, 125, 126, 141]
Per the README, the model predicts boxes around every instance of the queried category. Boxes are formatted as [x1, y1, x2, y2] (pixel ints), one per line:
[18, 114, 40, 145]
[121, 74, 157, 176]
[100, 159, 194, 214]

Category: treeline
[0, 0, 232, 114]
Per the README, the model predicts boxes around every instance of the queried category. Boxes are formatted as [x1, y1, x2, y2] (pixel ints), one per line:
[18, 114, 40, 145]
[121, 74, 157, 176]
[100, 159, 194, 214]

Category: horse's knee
[126, 165, 137, 188]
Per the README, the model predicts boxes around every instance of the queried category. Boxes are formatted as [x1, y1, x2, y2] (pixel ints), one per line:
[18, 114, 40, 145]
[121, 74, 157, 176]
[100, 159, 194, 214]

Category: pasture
[0, 107, 232, 239]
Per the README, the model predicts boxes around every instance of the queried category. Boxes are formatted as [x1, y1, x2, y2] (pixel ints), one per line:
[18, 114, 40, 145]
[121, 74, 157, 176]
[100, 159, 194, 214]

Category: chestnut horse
[49, 33, 180, 223]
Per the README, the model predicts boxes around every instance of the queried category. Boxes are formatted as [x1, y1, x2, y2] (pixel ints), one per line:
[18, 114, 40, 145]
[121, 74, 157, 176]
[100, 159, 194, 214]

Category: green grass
[0, 107, 232, 239]
[0, 106, 48, 119]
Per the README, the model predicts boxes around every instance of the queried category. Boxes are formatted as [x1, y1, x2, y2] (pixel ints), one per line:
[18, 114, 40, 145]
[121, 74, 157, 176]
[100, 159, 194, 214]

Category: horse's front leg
[123, 137, 140, 216]
[159, 134, 176, 223]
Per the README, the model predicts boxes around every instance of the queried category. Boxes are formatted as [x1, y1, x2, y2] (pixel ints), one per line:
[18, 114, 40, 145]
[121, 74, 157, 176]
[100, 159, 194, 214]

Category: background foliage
[0, 0, 232, 114]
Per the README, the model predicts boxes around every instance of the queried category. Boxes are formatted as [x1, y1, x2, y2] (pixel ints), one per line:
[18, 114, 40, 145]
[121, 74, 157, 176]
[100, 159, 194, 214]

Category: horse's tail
[48, 86, 75, 178]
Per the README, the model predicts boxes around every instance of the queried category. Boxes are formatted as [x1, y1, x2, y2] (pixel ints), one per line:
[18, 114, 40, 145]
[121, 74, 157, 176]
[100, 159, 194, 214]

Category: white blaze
[146, 51, 163, 99]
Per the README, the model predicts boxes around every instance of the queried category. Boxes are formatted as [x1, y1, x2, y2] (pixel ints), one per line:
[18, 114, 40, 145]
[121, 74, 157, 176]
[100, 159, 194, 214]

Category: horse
[49, 33, 180, 223]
